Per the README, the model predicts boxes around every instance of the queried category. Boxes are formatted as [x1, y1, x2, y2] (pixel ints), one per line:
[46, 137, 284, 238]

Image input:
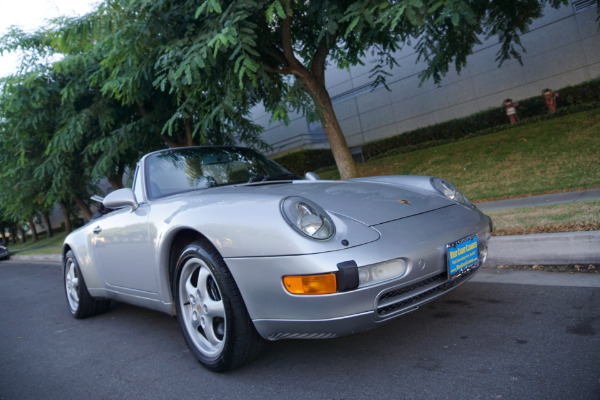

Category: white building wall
[257, 2, 600, 156]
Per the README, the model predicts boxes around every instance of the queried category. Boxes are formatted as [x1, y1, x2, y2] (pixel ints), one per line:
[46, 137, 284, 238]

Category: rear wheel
[64, 250, 110, 318]
[174, 242, 264, 372]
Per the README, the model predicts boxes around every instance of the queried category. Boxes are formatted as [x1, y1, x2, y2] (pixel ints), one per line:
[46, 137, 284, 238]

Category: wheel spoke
[184, 274, 197, 303]
[204, 297, 225, 319]
[196, 267, 211, 298]
[204, 320, 222, 346]
[65, 262, 80, 306]
[70, 277, 79, 302]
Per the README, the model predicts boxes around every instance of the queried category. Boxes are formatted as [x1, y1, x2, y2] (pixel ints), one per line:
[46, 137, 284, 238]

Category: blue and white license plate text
[448, 235, 478, 278]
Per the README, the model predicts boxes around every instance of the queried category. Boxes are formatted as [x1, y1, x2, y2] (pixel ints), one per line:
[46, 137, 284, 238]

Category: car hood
[216, 180, 454, 226]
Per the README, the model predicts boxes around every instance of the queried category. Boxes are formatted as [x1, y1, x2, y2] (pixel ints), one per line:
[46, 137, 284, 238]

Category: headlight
[431, 177, 472, 206]
[280, 196, 335, 240]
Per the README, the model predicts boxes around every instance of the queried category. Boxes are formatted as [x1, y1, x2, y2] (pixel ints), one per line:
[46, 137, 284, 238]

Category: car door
[91, 203, 158, 293]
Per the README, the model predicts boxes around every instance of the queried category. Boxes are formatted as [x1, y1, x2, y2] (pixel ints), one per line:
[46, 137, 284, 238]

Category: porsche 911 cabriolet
[62, 146, 492, 372]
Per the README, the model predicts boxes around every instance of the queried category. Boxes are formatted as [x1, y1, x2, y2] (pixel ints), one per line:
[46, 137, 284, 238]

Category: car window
[145, 147, 295, 199]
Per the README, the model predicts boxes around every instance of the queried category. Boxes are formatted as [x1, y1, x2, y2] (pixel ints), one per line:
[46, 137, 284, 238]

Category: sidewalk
[8, 253, 62, 263]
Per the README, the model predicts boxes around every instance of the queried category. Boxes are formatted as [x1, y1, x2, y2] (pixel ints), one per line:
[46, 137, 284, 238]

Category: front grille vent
[268, 332, 337, 341]
[377, 272, 447, 317]
[379, 273, 446, 303]
[376, 266, 479, 318]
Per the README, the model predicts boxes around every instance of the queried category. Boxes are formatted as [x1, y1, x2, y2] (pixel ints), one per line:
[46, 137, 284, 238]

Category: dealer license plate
[447, 235, 478, 280]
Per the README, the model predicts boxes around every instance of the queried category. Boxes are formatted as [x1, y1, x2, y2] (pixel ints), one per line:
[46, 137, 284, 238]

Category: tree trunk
[277, 15, 357, 179]
[293, 66, 357, 179]
[303, 80, 357, 179]
[0, 224, 7, 243]
[41, 211, 53, 238]
[28, 219, 38, 242]
[108, 162, 126, 190]
[108, 174, 124, 190]
[185, 117, 195, 146]
[16, 224, 26, 244]
[59, 201, 72, 233]
[73, 196, 93, 221]
[9, 224, 18, 244]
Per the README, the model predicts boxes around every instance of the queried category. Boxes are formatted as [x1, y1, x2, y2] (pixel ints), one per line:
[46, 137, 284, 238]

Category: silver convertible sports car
[62, 146, 492, 372]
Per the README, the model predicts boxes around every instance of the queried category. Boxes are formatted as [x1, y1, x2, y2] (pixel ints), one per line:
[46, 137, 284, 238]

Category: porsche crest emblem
[397, 199, 411, 205]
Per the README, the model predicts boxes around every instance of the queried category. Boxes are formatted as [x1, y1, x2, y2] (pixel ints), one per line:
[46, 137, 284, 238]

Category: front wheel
[64, 250, 110, 318]
[174, 242, 264, 372]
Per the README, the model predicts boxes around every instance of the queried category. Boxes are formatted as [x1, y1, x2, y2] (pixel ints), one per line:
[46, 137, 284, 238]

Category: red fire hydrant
[503, 98, 519, 124]
[542, 88, 559, 113]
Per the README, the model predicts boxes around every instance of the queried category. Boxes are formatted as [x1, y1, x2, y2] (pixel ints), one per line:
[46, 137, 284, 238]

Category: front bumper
[225, 205, 491, 340]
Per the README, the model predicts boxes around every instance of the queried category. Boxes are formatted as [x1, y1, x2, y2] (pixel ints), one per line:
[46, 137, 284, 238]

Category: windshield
[145, 147, 299, 199]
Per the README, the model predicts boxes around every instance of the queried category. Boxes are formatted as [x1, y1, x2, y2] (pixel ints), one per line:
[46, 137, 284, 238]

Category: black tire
[174, 242, 265, 372]
[64, 250, 110, 319]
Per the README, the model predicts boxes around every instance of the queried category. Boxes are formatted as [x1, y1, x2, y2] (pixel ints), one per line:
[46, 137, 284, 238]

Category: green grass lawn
[486, 200, 600, 235]
[319, 108, 600, 201]
[7, 229, 67, 255]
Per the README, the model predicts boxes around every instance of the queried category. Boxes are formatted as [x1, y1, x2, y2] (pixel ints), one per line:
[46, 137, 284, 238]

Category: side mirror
[103, 188, 138, 211]
[305, 172, 320, 181]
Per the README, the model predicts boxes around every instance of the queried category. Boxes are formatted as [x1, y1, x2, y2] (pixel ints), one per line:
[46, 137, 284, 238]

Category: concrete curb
[487, 231, 600, 266]
[9, 254, 62, 263]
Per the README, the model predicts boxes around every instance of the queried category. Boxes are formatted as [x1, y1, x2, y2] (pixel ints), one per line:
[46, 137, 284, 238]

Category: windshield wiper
[247, 173, 301, 183]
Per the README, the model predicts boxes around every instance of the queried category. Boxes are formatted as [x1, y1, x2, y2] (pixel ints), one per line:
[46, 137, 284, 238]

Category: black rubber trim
[336, 261, 359, 292]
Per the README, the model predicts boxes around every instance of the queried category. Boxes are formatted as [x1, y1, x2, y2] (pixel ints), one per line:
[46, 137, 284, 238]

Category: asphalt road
[1, 262, 599, 400]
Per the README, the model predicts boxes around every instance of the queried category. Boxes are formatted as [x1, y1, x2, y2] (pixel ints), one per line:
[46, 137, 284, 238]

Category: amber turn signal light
[283, 273, 337, 295]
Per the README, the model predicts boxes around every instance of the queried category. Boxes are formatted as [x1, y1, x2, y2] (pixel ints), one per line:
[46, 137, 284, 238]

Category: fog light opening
[479, 247, 488, 265]
[358, 259, 408, 288]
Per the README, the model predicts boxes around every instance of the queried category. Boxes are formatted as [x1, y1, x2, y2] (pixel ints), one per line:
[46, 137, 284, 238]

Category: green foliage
[273, 149, 335, 175]
[0, 67, 59, 222]
[0, 0, 586, 219]
[139, 0, 571, 179]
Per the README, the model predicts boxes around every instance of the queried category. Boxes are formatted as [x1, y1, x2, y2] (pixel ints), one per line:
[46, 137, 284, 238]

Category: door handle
[93, 226, 102, 235]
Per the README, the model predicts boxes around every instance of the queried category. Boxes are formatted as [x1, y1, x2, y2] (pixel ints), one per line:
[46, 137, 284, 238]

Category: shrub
[274, 149, 335, 174]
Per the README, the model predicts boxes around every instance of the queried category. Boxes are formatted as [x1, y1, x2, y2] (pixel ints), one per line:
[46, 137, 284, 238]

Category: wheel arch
[61, 244, 72, 265]
[163, 228, 221, 302]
